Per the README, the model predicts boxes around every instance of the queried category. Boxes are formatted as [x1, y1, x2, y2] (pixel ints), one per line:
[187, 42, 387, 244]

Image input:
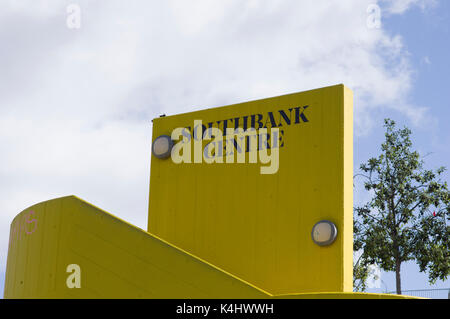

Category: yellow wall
[149, 84, 354, 294]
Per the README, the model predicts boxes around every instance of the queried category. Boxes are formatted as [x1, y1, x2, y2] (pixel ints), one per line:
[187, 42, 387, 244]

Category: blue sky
[0, 0, 449, 297]
[356, 1, 450, 294]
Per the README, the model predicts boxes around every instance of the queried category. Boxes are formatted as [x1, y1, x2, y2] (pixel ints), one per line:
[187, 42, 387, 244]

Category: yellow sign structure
[149, 84, 354, 294]
[4, 84, 417, 299]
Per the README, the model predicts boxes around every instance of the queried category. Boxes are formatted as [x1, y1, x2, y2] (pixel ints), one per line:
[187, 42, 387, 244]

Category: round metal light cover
[311, 220, 338, 246]
[152, 135, 173, 159]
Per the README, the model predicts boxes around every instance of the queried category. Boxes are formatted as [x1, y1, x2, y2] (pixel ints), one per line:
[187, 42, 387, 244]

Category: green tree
[353, 251, 370, 292]
[354, 119, 450, 294]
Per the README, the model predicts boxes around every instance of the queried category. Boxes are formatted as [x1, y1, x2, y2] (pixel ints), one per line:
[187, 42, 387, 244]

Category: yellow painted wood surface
[4, 196, 269, 298]
[149, 84, 354, 294]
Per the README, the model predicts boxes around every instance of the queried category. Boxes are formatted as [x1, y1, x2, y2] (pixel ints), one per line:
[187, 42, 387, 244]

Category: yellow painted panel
[4, 196, 269, 299]
[149, 84, 354, 294]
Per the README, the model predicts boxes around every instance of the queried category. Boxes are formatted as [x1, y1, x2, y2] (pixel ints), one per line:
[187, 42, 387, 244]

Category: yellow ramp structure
[4, 196, 269, 299]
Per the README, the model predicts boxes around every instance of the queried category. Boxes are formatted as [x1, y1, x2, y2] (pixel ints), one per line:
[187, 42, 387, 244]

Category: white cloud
[422, 56, 432, 65]
[0, 0, 439, 286]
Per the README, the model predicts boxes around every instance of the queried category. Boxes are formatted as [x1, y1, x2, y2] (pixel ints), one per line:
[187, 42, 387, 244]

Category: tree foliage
[353, 251, 370, 292]
[354, 119, 450, 294]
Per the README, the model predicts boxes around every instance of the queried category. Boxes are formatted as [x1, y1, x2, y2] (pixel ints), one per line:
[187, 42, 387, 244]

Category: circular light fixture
[311, 220, 337, 246]
[152, 135, 173, 159]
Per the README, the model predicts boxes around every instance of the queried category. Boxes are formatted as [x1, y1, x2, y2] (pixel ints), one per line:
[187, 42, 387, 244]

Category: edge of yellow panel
[342, 84, 354, 292]
[273, 292, 424, 299]
[150, 84, 347, 122]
